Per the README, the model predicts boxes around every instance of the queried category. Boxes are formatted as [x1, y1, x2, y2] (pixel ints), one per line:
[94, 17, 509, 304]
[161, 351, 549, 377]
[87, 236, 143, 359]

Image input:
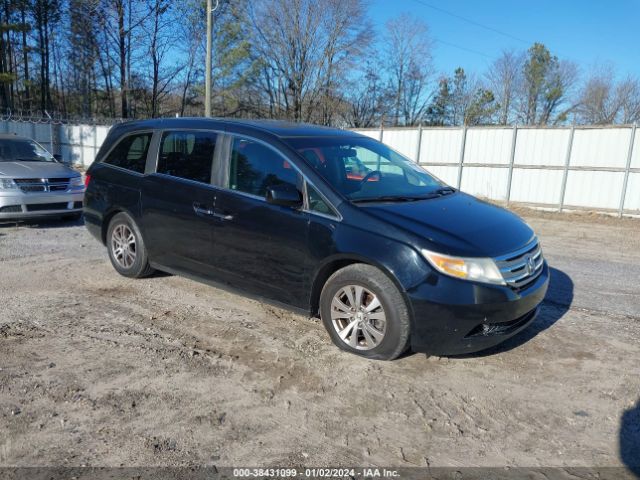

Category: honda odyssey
[84, 118, 549, 360]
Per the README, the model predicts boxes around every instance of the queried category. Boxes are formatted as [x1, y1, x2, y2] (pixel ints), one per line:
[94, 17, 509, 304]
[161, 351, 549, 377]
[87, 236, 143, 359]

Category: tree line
[1, 0, 639, 126]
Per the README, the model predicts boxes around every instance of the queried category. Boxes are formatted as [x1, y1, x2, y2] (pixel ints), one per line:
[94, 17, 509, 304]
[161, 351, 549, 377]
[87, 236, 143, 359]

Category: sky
[368, 0, 640, 79]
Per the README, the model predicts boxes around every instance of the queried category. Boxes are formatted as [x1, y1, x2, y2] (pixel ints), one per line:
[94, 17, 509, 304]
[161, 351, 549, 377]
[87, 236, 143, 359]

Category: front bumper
[0, 190, 85, 220]
[407, 261, 550, 355]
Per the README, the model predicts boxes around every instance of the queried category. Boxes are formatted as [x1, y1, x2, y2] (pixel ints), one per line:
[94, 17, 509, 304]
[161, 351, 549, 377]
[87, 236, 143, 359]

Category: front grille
[0, 205, 22, 213]
[13, 178, 71, 193]
[494, 239, 544, 290]
[26, 202, 69, 212]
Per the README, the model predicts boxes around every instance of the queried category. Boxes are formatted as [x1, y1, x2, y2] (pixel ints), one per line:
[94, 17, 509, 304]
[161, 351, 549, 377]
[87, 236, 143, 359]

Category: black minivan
[84, 118, 549, 360]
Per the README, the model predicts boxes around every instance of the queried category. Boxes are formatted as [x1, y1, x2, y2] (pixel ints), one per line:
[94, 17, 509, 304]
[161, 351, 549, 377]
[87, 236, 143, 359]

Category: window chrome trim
[222, 132, 342, 221]
[149, 172, 225, 194]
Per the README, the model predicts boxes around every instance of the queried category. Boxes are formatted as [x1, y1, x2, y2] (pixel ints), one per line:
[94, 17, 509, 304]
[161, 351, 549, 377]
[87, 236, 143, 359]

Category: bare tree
[341, 61, 389, 127]
[577, 67, 640, 124]
[384, 14, 432, 126]
[618, 77, 640, 123]
[485, 50, 523, 124]
[243, 0, 369, 123]
[145, 0, 182, 117]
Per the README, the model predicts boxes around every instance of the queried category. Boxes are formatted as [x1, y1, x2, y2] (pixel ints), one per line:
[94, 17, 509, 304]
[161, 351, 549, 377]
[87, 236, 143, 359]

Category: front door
[211, 136, 310, 307]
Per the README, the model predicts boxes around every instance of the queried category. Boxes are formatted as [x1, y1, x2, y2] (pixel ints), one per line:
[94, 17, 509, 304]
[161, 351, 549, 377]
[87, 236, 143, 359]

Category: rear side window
[103, 132, 152, 174]
[229, 138, 299, 197]
[157, 131, 217, 184]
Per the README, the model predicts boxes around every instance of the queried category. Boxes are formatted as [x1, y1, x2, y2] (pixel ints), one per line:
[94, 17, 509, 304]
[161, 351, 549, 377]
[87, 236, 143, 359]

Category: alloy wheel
[330, 285, 387, 350]
[111, 224, 137, 269]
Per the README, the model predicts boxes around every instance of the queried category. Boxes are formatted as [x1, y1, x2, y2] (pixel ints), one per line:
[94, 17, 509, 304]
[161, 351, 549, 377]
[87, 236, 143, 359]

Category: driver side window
[228, 137, 300, 197]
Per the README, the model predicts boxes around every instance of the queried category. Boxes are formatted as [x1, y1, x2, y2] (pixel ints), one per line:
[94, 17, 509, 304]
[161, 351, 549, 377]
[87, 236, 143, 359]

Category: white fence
[1, 120, 111, 168]
[354, 125, 639, 217]
[1, 119, 638, 217]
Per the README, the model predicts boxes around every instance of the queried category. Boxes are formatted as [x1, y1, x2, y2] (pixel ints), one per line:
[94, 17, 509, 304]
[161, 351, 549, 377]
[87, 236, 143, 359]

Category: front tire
[319, 264, 410, 360]
[106, 212, 155, 278]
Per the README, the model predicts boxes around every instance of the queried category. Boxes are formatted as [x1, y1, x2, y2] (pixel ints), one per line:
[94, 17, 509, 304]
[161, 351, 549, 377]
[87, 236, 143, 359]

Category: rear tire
[106, 212, 155, 278]
[319, 263, 410, 360]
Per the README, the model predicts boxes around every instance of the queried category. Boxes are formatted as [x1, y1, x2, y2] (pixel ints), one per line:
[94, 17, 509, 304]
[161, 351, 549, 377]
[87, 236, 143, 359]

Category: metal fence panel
[625, 173, 640, 210]
[632, 128, 640, 169]
[564, 171, 625, 209]
[510, 169, 564, 205]
[570, 127, 632, 168]
[464, 128, 513, 165]
[381, 129, 418, 159]
[514, 128, 569, 167]
[460, 166, 509, 200]
[418, 128, 463, 165]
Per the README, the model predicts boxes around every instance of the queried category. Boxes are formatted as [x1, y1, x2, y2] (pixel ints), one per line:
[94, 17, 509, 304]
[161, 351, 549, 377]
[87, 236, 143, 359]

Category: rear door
[141, 129, 222, 276]
[210, 135, 311, 307]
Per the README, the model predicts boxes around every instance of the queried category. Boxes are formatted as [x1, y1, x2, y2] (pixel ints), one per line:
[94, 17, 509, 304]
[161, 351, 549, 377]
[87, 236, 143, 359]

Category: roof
[110, 117, 361, 139]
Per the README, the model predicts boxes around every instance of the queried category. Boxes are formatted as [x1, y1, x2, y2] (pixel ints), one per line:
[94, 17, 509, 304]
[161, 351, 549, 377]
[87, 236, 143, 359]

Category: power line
[409, 0, 531, 45]
[433, 38, 493, 59]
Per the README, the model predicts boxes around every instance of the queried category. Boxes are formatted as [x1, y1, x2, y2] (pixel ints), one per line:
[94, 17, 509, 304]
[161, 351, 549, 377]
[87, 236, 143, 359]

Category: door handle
[211, 211, 234, 221]
[193, 202, 214, 216]
[193, 202, 233, 221]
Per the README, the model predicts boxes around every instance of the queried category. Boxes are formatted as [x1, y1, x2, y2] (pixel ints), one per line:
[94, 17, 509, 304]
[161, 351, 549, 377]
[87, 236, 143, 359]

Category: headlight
[69, 176, 84, 188]
[421, 248, 505, 285]
[0, 178, 17, 190]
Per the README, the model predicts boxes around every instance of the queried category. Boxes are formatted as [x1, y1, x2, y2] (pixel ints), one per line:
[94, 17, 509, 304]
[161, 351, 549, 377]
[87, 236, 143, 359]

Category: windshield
[0, 138, 55, 162]
[285, 136, 447, 201]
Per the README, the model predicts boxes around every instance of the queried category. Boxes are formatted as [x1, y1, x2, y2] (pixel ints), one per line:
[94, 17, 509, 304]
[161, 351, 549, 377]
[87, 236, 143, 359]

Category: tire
[106, 212, 155, 278]
[319, 263, 410, 360]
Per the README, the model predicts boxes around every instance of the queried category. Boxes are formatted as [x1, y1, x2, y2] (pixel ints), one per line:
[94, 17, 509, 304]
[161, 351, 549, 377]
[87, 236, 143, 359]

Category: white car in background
[0, 133, 85, 221]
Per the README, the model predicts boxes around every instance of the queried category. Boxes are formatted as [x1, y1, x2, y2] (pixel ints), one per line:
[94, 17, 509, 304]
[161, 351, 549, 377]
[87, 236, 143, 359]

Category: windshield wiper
[14, 157, 47, 162]
[351, 194, 440, 203]
[434, 186, 456, 195]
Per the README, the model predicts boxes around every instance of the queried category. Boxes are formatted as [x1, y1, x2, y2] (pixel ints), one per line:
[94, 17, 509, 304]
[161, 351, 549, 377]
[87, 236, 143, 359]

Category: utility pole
[204, 0, 219, 117]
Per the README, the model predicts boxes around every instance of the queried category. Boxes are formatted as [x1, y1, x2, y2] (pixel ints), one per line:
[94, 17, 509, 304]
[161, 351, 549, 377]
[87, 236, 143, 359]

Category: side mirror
[266, 183, 303, 208]
[53, 153, 63, 162]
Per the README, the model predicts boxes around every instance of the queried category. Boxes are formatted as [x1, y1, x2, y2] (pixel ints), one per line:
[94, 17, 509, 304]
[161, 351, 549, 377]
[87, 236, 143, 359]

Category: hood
[0, 161, 79, 179]
[359, 191, 535, 258]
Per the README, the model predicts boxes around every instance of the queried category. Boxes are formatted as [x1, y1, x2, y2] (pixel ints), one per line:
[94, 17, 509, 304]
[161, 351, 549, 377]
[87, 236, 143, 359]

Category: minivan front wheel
[106, 212, 155, 278]
[320, 264, 410, 360]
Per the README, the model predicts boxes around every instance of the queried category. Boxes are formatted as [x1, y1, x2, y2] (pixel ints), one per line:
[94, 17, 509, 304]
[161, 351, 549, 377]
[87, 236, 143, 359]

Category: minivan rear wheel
[319, 264, 410, 360]
[106, 212, 155, 278]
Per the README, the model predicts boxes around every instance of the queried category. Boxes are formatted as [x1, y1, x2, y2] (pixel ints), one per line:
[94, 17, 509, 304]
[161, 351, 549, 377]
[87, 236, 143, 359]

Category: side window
[229, 138, 299, 197]
[103, 132, 152, 174]
[307, 183, 335, 216]
[157, 131, 217, 184]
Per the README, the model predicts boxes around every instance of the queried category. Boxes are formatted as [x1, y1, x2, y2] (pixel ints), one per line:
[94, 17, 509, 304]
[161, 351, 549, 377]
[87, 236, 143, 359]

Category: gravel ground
[0, 209, 639, 471]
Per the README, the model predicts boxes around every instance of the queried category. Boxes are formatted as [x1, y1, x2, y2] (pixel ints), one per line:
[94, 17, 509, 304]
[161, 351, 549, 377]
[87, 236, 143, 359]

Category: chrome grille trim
[13, 178, 71, 193]
[494, 239, 544, 289]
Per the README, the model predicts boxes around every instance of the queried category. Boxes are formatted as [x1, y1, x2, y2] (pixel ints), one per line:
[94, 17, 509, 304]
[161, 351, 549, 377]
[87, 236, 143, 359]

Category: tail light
[84, 174, 91, 187]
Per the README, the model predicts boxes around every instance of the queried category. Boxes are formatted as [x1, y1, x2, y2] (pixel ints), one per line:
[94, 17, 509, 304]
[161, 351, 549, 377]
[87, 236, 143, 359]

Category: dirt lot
[0, 209, 639, 470]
